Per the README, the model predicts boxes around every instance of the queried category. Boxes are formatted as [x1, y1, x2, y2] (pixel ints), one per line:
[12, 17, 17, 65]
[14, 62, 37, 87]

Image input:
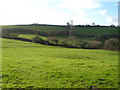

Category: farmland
[2, 38, 118, 88]
[1, 24, 119, 89]
[2, 25, 118, 36]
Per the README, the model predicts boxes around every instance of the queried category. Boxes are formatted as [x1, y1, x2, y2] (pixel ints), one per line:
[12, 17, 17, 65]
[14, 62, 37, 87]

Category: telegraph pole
[68, 20, 74, 38]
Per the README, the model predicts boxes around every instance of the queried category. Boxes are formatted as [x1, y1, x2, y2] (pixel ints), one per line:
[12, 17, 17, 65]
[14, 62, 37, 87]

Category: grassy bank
[2, 38, 118, 88]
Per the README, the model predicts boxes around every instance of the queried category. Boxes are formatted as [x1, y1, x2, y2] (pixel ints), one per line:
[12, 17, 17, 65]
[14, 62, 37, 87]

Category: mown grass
[2, 38, 118, 88]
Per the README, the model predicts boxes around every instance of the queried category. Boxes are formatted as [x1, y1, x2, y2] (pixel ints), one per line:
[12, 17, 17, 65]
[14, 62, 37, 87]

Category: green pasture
[18, 34, 95, 41]
[3, 25, 67, 32]
[74, 27, 118, 35]
[18, 34, 48, 40]
[19, 34, 36, 39]
[2, 25, 118, 36]
[2, 38, 118, 88]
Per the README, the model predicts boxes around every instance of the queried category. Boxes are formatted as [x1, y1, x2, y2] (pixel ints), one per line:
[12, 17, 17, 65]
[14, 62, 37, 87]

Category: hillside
[2, 24, 119, 50]
[2, 25, 118, 37]
[2, 38, 118, 88]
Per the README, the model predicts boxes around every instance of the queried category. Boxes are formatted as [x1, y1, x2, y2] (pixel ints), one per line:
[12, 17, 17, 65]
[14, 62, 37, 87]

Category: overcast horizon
[0, 0, 119, 26]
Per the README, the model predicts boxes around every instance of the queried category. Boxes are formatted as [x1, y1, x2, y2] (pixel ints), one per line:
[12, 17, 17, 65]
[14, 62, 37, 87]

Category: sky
[0, 0, 119, 26]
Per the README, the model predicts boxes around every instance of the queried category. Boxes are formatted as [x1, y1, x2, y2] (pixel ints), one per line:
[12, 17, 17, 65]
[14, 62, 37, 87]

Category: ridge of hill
[2, 24, 118, 36]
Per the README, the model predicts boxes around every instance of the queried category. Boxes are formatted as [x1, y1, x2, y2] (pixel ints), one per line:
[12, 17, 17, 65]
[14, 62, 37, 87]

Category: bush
[66, 40, 74, 47]
[46, 37, 59, 45]
[66, 37, 81, 47]
[58, 38, 78, 47]
[45, 37, 103, 49]
[59, 39, 88, 48]
[58, 40, 68, 46]
[94, 35, 110, 42]
[104, 38, 118, 50]
[68, 36, 76, 40]
[56, 38, 102, 49]
[2, 33, 19, 38]
[89, 41, 103, 49]
[76, 40, 102, 49]
[79, 40, 89, 48]
[32, 35, 45, 44]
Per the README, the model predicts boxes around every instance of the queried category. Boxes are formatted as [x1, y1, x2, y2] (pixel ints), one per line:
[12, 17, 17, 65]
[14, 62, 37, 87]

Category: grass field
[2, 25, 67, 32]
[2, 38, 118, 88]
[2, 25, 118, 36]
[19, 34, 36, 39]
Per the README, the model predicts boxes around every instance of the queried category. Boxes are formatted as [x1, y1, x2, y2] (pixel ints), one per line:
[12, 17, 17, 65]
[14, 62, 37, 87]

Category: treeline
[11, 23, 118, 28]
[16, 24, 117, 27]
[74, 25, 116, 27]
[32, 36, 119, 51]
[2, 31, 119, 51]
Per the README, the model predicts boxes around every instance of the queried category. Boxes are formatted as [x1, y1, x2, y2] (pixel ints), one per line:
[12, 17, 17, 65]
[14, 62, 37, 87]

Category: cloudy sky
[0, 0, 119, 25]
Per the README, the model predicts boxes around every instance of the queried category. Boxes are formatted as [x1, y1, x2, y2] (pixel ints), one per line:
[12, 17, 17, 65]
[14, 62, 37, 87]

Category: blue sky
[84, 2, 118, 25]
[0, 0, 119, 25]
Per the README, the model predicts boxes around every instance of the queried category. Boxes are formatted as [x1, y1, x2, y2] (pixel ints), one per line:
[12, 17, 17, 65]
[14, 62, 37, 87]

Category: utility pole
[68, 20, 74, 38]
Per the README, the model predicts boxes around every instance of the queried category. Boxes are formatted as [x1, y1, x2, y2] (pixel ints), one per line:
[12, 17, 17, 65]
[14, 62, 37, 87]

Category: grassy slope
[0, 38, 1, 88]
[19, 34, 36, 39]
[2, 25, 67, 32]
[74, 27, 118, 35]
[2, 25, 118, 35]
[2, 38, 118, 88]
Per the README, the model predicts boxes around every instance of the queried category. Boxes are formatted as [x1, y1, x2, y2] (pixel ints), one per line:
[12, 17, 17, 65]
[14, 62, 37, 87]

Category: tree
[110, 24, 115, 27]
[92, 23, 95, 26]
[67, 22, 70, 27]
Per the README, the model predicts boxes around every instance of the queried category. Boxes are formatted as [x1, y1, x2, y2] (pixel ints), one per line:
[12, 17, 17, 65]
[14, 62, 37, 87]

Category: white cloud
[98, 9, 107, 16]
[106, 16, 113, 23]
[106, 16, 118, 25]
[95, 0, 119, 2]
[56, 0, 102, 12]
[0, 0, 117, 25]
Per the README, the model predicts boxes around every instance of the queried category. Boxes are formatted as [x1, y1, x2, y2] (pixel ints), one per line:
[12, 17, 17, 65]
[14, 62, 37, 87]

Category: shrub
[68, 36, 77, 40]
[104, 38, 118, 50]
[79, 40, 89, 48]
[2, 33, 10, 38]
[66, 40, 74, 47]
[94, 35, 110, 42]
[2, 33, 19, 39]
[33, 30, 50, 37]
[32, 35, 45, 44]
[58, 40, 68, 46]
[77, 40, 102, 49]
[58, 40, 77, 47]
[46, 37, 59, 45]
[66, 37, 80, 47]
[61, 39, 89, 48]
[89, 41, 103, 49]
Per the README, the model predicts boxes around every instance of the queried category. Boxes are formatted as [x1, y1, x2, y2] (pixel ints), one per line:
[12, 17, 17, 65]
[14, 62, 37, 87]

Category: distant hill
[2, 24, 118, 38]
